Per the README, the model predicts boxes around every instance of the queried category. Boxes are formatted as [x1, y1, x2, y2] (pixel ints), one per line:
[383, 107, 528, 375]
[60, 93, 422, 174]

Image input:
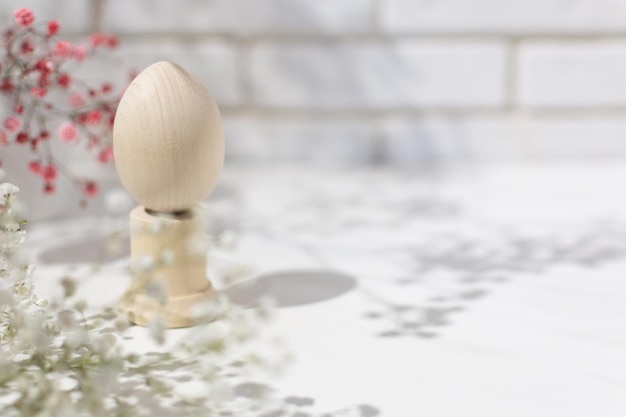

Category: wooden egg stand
[113, 61, 224, 328]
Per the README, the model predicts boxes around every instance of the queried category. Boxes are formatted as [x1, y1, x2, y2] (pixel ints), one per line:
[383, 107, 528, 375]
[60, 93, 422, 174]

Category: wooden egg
[113, 61, 224, 213]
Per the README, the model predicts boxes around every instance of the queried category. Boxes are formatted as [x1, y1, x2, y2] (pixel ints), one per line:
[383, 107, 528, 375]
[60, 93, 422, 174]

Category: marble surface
[26, 163, 626, 416]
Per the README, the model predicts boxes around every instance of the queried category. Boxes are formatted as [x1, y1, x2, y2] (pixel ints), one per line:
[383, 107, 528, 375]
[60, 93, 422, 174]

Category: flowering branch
[1, 8, 128, 202]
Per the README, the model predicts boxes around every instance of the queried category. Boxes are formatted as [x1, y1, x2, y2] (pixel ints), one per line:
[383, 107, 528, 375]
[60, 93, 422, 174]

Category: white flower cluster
[0, 183, 310, 417]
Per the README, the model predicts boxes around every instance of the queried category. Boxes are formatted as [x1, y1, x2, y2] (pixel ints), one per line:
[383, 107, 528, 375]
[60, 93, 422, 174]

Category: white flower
[105, 188, 132, 214]
[132, 255, 155, 274]
[148, 316, 166, 345]
[5, 222, 19, 233]
[145, 281, 167, 304]
[217, 230, 238, 249]
[0, 183, 18, 208]
[0, 183, 18, 197]
[160, 249, 175, 266]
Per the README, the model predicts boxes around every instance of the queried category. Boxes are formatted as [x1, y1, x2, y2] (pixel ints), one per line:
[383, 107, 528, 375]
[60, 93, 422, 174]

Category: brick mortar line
[373, 0, 385, 35]
[218, 107, 626, 119]
[507, 39, 520, 111]
[106, 32, 626, 43]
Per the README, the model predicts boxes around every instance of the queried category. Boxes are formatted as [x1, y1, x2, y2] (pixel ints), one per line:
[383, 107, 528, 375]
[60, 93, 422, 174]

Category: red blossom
[98, 146, 114, 163]
[43, 182, 55, 194]
[35, 59, 54, 72]
[43, 165, 58, 181]
[3, 116, 22, 132]
[59, 123, 78, 142]
[72, 45, 88, 61]
[101, 83, 113, 94]
[57, 73, 72, 88]
[83, 109, 102, 126]
[54, 40, 72, 57]
[14, 105, 24, 114]
[39, 130, 50, 140]
[69, 92, 85, 108]
[15, 132, 29, 144]
[20, 39, 35, 54]
[14, 8, 35, 27]
[47, 20, 60, 37]
[84, 181, 99, 197]
[106, 35, 119, 49]
[31, 87, 47, 98]
[89, 32, 106, 47]
[0, 79, 14, 93]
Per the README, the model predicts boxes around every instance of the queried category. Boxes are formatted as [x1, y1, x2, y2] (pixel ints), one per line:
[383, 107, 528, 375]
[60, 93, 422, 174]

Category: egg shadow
[222, 269, 357, 308]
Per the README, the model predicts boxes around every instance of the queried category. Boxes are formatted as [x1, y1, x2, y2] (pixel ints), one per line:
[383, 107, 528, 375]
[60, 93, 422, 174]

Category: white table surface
[25, 163, 626, 417]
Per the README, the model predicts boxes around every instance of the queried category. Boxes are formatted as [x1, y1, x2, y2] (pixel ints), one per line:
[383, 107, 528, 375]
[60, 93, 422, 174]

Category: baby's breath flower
[160, 249, 175, 266]
[148, 316, 166, 345]
[132, 255, 155, 274]
[60, 276, 76, 298]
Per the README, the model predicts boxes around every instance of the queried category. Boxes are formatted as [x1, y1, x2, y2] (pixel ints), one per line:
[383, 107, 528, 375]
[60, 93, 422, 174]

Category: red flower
[89, 32, 106, 47]
[14, 105, 24, 115]
[39, 130, 50, 140]
[31, 87, 47, 98]
[106, 35, 119, 49]
[16, 132, 29, 144]
[47, 20, 60, 37]
[57, 73, 72, 88]
[43, 165, 58, 181]
[59, 123, 78, 142]
[72, 45, 88, 61]
[69, 92, 85, 108]
[20, 39, 35, 54]
[3, 117, 22, 132]
[84, 109, 101, 126]
[54, 40, 72, 57]
[84, 181, 99, 197]
[44, 182, 55, 194]
[14, 8, 35, 27]
[29, 160, 43, 175]
[101, 83, 113, 94]
[35, 59, 54, 73]
[0, 79, 13, 93]
[98, 146, 114, 163]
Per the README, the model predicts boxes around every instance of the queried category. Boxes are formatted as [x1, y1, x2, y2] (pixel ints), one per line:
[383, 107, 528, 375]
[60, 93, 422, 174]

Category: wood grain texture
[113, 61, 224, 212]
[120, 206, 216, 328]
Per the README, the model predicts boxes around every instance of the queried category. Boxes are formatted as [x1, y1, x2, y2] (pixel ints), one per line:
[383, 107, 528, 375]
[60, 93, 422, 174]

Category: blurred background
[4, 0, 626, 216]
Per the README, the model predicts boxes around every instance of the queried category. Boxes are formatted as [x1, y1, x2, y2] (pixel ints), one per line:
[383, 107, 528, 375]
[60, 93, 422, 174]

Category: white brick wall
[251, 42, 507, 108]
[103, 0, 373, 34]
[384, 116, 626, 165]
[224, 116, 376, 164]
[7, 0, 626, 168]
[520, 42, 626, 108]
[383, 0, 626, 34]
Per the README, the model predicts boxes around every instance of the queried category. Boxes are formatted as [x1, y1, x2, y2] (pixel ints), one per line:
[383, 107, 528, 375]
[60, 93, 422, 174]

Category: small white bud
[160, 249, 175, 266]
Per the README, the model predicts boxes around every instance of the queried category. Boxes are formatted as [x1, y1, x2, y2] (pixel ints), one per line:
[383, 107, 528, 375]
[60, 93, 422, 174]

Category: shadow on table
[37, 235, 129, 265]
[363, 220, 626, 339]
[223, 269, 357, 308]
